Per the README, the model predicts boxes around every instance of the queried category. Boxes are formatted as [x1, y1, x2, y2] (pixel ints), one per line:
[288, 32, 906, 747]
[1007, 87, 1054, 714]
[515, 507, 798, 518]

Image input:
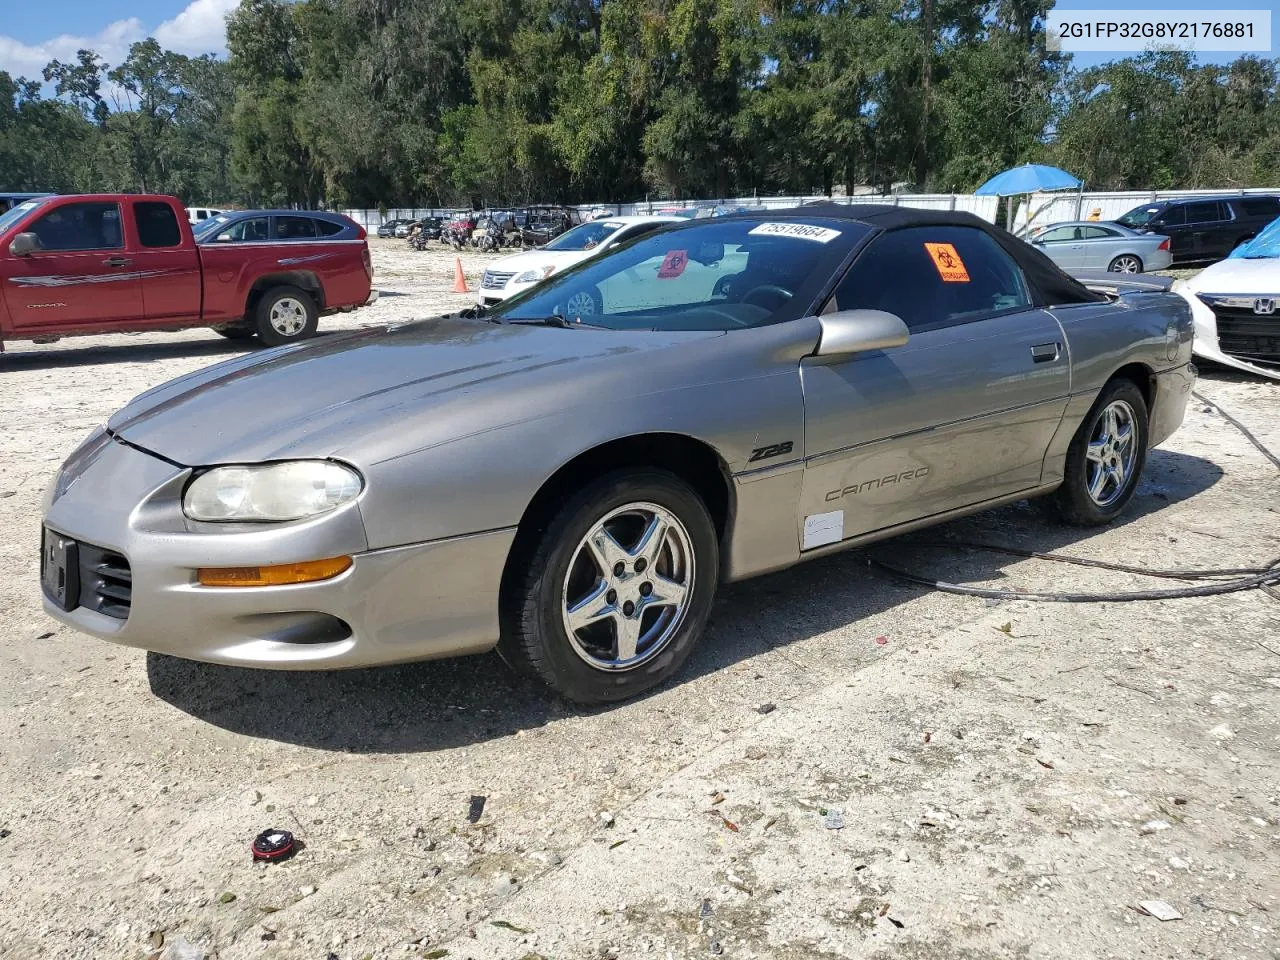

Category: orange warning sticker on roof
[924, 242, 969, 282]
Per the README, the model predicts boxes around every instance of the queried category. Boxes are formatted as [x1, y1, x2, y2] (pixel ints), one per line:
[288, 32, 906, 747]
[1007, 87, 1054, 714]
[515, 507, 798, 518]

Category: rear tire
[498, 469, 719, 704]
[253, 285, 319, 347]
[1048, 378, 1149, 526]
[1108, 254, 1143, 273]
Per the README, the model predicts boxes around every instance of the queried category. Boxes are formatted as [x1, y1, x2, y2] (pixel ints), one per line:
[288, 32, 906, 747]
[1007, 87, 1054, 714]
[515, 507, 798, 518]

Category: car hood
[107, 317, 722, 466]
[1184, 257, 1280, 294]
[489, 248, 596, 275]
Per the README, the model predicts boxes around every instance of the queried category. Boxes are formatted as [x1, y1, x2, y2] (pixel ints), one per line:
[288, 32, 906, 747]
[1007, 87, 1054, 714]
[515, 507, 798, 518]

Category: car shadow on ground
[0, 329, 360, 370]
[0, 337, 249, 370]
[147, 448, 1224, 754]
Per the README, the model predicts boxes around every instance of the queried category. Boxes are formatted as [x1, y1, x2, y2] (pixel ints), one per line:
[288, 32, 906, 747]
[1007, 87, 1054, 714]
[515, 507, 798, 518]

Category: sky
[0, 0, 1275, 82]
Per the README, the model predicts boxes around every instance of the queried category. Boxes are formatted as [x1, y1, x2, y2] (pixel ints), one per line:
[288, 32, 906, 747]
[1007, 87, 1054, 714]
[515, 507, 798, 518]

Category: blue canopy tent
[975, 164, 1083, 233]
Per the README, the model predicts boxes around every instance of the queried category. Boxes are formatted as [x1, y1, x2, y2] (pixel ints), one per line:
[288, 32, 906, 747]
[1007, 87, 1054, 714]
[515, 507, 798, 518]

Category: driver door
[798, 225, 1070, 546]
[6, 199, 143, 332]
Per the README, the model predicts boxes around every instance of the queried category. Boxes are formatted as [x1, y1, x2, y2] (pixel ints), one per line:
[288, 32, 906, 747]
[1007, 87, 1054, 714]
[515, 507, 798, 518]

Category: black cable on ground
[868, 555, 1280, 603]
[1193, 388, 1280, 472]
[869, 389, 1280, 603]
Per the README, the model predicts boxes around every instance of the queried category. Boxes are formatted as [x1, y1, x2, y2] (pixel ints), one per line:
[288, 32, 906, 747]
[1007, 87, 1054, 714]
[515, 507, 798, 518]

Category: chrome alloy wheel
[1110, 255, 1141, 273]
[1085, 400, 1136, 507]
[561, 502, 695, 671]
[269, 297, 308, 336]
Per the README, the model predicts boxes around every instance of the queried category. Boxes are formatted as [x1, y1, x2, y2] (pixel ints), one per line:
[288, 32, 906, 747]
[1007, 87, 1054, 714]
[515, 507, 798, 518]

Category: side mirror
[814, 309, 910, 358]
[10, 232, 40, 257]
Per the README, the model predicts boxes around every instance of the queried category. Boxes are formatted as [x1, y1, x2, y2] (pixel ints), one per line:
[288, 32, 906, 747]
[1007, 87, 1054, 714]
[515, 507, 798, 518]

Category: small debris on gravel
[824, 808, 845, 830]
[1141, 820, 1172, 835]
[468, 795, 487, 823]
[1137, 900, 1183, 921]
[217, 892, 236, 904]
[708, 940, 724, 955]
[597, 811, 615, 828]
[699, 898, 714, 919]
[756, 702, 776, 715]
[897, 850, 911, 863]
[1209, 723, 1236, 739]
[299, 885, 317, 897]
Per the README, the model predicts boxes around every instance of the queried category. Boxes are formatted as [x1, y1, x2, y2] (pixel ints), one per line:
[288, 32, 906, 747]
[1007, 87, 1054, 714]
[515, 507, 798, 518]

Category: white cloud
[0, 0, 236, 82]
[154, 0, 239, 56]
[0, 18, 145, 82]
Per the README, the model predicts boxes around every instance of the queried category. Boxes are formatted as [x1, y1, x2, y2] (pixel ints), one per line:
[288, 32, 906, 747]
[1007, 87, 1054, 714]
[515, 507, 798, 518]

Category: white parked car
[186, 206, 224, 225]
[1175, 257, 1280, 380]
[477, 216, 683, 308]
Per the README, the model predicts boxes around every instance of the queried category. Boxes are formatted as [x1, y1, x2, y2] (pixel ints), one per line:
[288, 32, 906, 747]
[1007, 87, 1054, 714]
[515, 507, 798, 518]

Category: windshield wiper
[502, 314, 608, 329]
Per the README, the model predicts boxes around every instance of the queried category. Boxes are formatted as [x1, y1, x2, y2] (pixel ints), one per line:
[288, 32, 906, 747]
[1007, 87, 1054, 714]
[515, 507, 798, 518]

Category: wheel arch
[246, 271, 325, 317]
[499, 432, 736, 599]
[1108, 361, 1155, 411]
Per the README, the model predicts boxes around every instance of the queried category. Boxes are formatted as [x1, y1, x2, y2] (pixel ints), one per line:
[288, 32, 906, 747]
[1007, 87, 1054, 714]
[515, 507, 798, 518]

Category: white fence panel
[344, 188, 1273, 234]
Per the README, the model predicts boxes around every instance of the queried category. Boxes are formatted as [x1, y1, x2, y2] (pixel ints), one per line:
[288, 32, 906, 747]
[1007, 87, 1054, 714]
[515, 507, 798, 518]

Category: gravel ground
[1, 239, 1278, 960]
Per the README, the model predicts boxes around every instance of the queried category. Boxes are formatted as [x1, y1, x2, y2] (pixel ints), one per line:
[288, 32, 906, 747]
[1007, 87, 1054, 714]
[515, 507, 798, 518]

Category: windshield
[0, 198, 51, 235]
[1117, 205, 1161, 228]
[490, 217, 866, 331]
[544, 220, 624, 251]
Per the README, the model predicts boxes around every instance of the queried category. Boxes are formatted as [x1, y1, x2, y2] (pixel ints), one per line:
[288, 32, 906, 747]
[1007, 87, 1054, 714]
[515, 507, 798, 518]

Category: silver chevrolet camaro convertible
[41, 206, 1197, 703]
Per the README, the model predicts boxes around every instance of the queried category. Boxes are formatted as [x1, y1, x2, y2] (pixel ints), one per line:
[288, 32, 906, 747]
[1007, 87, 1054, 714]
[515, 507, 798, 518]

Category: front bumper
[41, 437, 513, 669]
[1183, 291, 1280, 381]
[477, 277, 537, 307]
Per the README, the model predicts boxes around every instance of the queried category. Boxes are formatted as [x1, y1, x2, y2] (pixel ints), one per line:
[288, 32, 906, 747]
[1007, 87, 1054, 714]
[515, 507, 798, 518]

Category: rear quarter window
[315, 218, 344, 237]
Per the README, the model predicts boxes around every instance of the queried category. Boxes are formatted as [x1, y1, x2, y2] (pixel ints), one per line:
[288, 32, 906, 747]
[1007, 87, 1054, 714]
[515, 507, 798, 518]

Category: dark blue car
[193, 209, 365, 244]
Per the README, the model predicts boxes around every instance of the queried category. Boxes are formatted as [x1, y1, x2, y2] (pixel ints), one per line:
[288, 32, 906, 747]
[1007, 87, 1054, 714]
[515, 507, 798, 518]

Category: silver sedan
[1030, 221, 1172, 273]
[40, 207, 1196, 704]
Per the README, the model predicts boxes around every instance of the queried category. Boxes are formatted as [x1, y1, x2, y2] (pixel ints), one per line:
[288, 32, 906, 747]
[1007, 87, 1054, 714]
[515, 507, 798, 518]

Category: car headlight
[514, 265, 557, 284]
[184, 461, 363, 522]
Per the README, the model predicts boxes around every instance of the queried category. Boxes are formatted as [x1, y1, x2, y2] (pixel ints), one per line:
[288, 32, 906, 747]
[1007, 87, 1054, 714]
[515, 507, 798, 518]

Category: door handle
[102, 256, 132, 268]
[1031, 342, 1060, 363]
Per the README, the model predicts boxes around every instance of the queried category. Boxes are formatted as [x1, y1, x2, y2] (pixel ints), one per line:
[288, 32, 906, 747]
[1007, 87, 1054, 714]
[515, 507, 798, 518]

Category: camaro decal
[12, 270, 172, 288]
[748, 441, 794, 462]
[824, 466, 931, 502]
[277, 253, 334, 266]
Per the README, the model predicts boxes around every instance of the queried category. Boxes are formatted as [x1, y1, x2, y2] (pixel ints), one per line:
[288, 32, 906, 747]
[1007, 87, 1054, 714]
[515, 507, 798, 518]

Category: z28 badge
[748, 441, 794, 463]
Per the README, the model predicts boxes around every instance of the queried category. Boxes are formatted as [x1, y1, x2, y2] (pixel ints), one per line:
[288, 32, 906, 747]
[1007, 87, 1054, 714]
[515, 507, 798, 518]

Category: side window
[28, 202, 123, 252]
[275, 216, 318, 240]
[1182, 201, 1222, 224]
[215, 217, 269, 242]
[196, 210, 209, 221]
[134, 202, 183, 248]
[1152, 205, 1183, 227]
[1036, 226, 1077, 243]
[1237, 197, 1280, 217]
[828, 226, 1031, 333]
[315, 218, 344, 237]
[1083, 226, 1117, 239]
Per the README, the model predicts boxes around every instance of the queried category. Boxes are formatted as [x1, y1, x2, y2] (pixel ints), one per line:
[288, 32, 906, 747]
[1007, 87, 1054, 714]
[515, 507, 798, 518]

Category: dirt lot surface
[2, 239, 1278, 960]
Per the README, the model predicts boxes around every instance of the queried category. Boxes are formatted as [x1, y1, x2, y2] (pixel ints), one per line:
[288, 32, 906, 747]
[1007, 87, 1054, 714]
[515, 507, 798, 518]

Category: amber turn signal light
[197, 556, 353, 587]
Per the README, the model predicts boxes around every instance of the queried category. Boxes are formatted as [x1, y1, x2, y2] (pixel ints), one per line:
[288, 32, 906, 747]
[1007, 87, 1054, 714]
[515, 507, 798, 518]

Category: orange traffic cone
[452, 257, 470, 294]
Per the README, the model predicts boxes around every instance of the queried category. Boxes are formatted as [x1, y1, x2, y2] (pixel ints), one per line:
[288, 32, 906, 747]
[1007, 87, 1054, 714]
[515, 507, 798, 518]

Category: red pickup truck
[0, 194, 375, 351]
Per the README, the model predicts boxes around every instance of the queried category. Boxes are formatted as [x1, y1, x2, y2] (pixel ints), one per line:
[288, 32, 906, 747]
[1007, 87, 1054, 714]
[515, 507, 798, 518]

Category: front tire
[1108, 254, 1143, 273]
[254, 286, 319, 347]
[499, 469, 719, 704]
[214, 326, 255, 340]
[1048, 378, 1149, 526]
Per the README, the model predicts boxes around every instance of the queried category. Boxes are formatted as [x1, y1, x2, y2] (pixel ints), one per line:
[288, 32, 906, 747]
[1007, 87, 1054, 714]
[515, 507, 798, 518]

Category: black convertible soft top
[758, 203, 1109, 307]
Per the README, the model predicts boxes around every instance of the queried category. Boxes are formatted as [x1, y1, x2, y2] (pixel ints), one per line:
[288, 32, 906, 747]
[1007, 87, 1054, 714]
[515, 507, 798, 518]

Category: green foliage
[2, 0, 1279, 205]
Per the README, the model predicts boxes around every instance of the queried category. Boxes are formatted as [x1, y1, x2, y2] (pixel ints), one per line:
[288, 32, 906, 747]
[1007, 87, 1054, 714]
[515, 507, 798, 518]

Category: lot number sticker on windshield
[748, 223, 842, 243]
[924, 242, 970, 282]
[657, 249, 689, 278]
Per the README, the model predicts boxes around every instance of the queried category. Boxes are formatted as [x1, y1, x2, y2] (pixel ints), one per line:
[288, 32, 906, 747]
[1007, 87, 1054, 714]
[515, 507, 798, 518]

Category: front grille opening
[481, 270, 515, 290]
[79, 545, 132, 620]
